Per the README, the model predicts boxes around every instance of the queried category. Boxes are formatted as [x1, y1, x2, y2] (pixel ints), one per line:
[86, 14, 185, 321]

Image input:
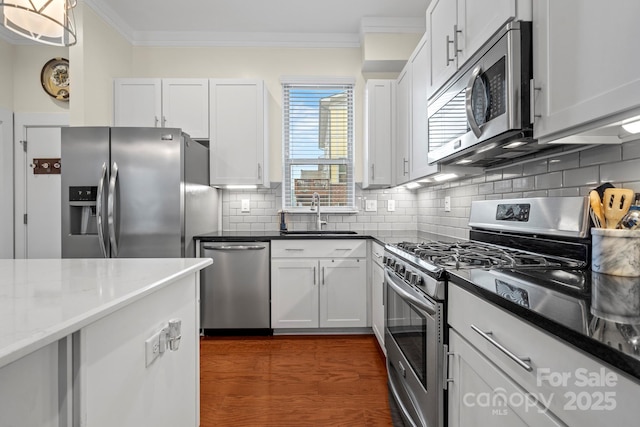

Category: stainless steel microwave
[427, 21, 536, 167]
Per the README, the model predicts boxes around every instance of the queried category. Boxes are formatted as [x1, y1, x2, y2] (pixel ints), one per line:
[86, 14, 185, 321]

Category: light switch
[241, 199, 250, 213]
[387, 200, 396, 212]
[365, 199, 377, 212]
[444, 196, 451, 212]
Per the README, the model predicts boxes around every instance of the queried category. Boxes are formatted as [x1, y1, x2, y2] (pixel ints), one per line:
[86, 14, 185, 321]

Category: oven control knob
[395, 264, 405, 275]
[382, 256, 388, 264]
[412, 275, 423, 286]
[404, 270, 413, 281]
[387, 258, 395, 268]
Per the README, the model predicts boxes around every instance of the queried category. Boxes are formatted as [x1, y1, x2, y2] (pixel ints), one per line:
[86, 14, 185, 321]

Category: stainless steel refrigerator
[61, 127, 218, 258]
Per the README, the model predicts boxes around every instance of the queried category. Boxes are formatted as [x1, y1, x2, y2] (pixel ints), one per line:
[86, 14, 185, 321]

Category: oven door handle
[385, 269, 437, 316]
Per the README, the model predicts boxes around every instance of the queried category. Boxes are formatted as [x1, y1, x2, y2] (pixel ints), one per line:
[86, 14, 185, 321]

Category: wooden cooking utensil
[589, 190, 605, 228]
[603, 188, 635, 228]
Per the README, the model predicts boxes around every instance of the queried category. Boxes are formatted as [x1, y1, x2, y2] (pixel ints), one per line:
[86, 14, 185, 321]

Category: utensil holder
[592, 228, 640, 277]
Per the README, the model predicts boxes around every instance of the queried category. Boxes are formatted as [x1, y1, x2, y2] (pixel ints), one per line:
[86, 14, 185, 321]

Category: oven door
[385, 268, 443, 427]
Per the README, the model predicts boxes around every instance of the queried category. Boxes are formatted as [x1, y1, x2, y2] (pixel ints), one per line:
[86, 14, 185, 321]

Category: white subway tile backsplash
[512, 176, 535, 191]
[523, 159, 548, 176]
[623, 139, 640, 160]
[535, 172, 563, 189]
[580, 145, 622, 167]
[563, 166, 599, 188]
[548, 153, 579, 172]
[601, 158, 640, 183]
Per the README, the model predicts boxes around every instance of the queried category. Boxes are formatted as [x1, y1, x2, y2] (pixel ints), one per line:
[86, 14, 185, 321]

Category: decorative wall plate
[41, 58, 70, 101]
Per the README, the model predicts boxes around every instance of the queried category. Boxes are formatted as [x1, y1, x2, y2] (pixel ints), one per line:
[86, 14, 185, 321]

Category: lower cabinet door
[271, 259, 319, 328]
[319, 258, 367, 328]
[448, 330, 564, 427]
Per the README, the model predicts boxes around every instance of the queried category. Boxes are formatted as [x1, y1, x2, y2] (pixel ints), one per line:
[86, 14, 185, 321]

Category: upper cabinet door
[209, 79, 269, 187]
[457, 0, 517, 66]
[114, 79, 162, 128]
[396, 67, 411, 185]
[161, 79, 209, 139]
[410, 35, 438, 180]
[427, 0, 458, 98]
[363, 79, 395, 188]
[533, 0, 640, 143]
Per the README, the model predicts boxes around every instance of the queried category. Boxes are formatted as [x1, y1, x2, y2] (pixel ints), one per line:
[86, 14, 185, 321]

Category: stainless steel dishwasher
[200, 241, 271, 333]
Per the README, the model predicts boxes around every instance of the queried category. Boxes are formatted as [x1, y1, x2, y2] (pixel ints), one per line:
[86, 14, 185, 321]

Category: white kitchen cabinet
[271, 258, 319, 328]
[79, 273, 199, 427]
[114, 78, 162, 128]
[363, 79, 395, 189]
[427, 0, 529, 98]
[409, 35, 438, 180]
[396, 67, 411, 185]
[271, 240, 367, 330]
[370, 241, 385, 353]
[448, 330, 562, 427]
[448, 284, 640, 426]
[114, 78, 209, 139]
[209, 79, 269, 187]
[532, 0, 640, 143]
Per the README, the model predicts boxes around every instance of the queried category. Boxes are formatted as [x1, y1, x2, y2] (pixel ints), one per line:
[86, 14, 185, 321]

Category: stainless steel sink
[280, 230, 358, 236]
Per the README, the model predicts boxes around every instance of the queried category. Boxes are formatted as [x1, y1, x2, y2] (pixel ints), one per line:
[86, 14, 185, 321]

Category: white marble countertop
[0, 258, 212, 369]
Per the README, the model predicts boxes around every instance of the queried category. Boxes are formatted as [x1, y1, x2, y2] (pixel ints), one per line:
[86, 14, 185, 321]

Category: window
[282, 79, 355, 212]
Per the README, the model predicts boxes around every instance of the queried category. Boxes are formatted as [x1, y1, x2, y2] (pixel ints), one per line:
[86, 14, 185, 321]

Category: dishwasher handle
[202, 244, 267, 251]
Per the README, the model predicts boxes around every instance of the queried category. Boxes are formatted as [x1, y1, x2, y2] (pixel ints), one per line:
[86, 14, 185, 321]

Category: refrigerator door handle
[96, 162, 108, 258]
[108, 162, 119, 257]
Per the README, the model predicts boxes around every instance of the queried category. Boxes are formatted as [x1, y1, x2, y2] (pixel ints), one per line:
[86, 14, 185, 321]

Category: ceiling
[0, 0, 429, 47]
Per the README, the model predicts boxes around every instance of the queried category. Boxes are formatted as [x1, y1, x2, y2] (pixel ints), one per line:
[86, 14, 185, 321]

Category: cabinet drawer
[449, 284, 640, 425]
[272, 239, 366, 258]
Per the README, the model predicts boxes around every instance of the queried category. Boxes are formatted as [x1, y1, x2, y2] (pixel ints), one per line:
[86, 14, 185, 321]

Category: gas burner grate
[393, 240, 583, 270]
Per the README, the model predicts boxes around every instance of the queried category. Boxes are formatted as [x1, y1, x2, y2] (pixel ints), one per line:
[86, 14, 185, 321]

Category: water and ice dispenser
[68, 186, 98, 235]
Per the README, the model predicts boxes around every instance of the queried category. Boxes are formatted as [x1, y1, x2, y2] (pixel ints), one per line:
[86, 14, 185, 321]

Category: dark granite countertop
[449, 268, 640, 381]
[194, 229, 427, 246]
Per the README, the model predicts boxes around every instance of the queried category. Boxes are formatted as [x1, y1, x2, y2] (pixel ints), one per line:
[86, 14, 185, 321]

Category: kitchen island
[0, 257, 211, 427]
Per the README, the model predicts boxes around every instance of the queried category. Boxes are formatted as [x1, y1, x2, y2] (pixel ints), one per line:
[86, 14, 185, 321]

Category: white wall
[70, 2, 132, 126]
[12, 45, 69, 113]
[0, 108, 12, 258]
[0, 39, 13, 111]
[131, 46, 367, 183]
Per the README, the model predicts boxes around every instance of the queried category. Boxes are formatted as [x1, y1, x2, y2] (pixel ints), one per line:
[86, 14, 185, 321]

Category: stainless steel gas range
[384, 197, 591, 427]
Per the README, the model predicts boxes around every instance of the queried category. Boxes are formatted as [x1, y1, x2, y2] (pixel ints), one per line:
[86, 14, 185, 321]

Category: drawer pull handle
[285, 248, 305, 251]
[471, 324, 533, 372]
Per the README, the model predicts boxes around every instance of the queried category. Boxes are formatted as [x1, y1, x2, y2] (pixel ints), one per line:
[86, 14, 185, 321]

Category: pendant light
[0, 0, 77, 46]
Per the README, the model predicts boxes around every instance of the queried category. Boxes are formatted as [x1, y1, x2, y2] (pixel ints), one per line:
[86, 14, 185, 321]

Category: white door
[0, 108, 12, 259]
[25, 127, 62, 258]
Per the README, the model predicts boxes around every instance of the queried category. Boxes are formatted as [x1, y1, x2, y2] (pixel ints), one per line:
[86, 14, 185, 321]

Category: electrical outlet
[365, 199, 377, 212]
[387, 199, 396, 212]
[145, 331, 162, 367]
[444, 196, 451, 212]
[241, 199, 250, 213]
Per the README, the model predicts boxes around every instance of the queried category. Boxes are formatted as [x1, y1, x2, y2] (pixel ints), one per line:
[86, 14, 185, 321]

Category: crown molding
[131, 31, 360, 48]
[83, 0, 135, 42]
[360, 17, 425, 35]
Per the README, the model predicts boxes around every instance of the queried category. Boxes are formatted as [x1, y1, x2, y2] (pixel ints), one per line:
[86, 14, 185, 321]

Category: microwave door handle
[96, 162, 108, 258]
[107, 162, 119, 258]
[466, 66, 483, 138]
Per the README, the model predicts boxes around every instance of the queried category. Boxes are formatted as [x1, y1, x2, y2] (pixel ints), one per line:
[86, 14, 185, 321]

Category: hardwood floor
[200, 335, 393, 426]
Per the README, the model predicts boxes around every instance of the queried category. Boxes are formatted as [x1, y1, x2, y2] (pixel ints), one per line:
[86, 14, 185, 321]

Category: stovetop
[395, 240, 587, 271]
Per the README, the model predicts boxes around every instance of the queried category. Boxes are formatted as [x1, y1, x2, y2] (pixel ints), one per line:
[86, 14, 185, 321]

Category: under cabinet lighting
[433, 173, 458, 182]
[405, 182, 421, 189]
[456, 159, 474, 165]
[0, 0, 77, 46]
[226, 185, 257, 190]
[503, 141, 527, 149]
[622, 119, 640, 134]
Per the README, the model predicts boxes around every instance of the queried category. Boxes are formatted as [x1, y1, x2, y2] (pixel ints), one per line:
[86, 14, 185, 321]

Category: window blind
[282, 82, 355, 211]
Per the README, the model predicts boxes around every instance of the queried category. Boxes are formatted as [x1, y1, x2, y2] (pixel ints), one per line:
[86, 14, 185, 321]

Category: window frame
[281, 77, 357, 213]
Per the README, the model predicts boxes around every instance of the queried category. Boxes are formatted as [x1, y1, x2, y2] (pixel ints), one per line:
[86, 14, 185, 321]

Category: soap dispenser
[279, 211, 288, 231]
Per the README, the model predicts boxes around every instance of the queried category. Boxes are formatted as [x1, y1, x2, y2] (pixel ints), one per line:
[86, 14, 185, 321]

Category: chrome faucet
[312, 192, 327, 231]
